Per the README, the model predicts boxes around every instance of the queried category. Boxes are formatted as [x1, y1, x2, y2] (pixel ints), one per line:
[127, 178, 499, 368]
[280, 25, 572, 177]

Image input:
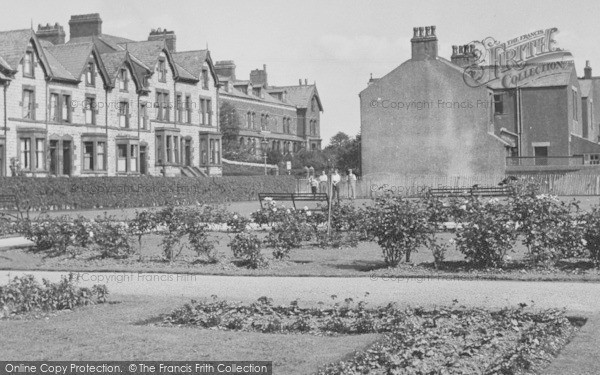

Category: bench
[258, 193, 330, 210]
[427, 185, 515, 198]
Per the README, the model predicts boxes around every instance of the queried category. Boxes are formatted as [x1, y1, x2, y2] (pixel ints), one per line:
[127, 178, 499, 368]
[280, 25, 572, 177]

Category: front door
[62, 141, 72, 176]
[139, 146, 147, 175]
[49, 140, 58, 175]
[534, 146, 548, 166]
[185, 140, 191, 167]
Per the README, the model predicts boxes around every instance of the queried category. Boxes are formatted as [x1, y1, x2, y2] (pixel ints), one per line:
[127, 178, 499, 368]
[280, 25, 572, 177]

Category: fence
[296, 174, 600, 197]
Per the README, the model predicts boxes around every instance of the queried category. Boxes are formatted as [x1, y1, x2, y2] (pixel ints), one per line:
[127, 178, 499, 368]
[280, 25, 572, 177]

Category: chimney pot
[305, 78, 308, 85]
[431, 26, 436, 36]
[411, 25, 438, 60]
[299, 79, 302, 85]
[419, 27, 424, 37]
[413, 27, 418, 37]
[584, 60, 592, 79]
[425, 26, 431, 36]
[459, 46, 464, 54]
[452, 45, 458, 56]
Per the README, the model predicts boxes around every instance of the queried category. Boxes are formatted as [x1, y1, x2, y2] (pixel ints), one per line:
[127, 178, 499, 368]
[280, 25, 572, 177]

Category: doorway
[62, 141, 72, 176]
[140, 145, 147, 175]
[534, 146, 548, 166]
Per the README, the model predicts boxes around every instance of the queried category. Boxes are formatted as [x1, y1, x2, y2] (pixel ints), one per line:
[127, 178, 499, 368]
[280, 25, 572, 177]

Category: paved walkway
[0, 236, 33, 250]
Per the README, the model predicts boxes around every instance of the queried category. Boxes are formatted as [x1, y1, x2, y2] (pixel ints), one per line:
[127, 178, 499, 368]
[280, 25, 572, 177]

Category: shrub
[265, 211, 313, 259]
[92, 218, 134, 259]
[454, 197, 518, 268]
[0, 274, 108, 317]
[509, 185, 583, 265]
[184, 211, 218, 263]
[581, 207, 600, 266]
[154, 206, 188, 262]
[21, 215, 94, 257]
[229, 231, 267, 269]
[226, 213, 251, 233]
[366, 195, 432, 266]
[129, 210, 158, 259]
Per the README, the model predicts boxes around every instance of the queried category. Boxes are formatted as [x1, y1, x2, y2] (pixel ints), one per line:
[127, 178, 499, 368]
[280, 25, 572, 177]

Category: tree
[219, 102, 254, 161]
[324, 132, 361, 175]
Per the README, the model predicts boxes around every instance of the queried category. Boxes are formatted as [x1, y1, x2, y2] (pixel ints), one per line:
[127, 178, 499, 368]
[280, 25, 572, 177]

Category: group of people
[305, 166, 358, 200]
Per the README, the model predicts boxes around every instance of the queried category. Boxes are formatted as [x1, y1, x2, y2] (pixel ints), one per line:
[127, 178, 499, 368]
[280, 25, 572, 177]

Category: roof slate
[0, 29, 34, 70]
[45, 42, 94, 80]
[172, 50, 208, 79]
[117, 39, 165, 69]
[268, 84, 323, 110]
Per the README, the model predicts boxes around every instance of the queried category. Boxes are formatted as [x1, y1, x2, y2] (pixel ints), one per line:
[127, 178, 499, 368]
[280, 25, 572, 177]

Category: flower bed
[159, 297, 581, 374]
[0, 274, 108, 318]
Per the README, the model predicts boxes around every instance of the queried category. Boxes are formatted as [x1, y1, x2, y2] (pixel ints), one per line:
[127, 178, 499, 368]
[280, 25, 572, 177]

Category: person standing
[318, 170, 328, 194]
[309, 175, 319, 195]
[347, 169, 357, 199]
[331, 169, 341, 202]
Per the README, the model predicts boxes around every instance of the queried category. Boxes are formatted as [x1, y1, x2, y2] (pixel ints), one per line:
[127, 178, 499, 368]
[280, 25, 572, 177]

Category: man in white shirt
[347, 169, 357, 199]
[318, 170, 328, 194]
[331, 169, 341, 202]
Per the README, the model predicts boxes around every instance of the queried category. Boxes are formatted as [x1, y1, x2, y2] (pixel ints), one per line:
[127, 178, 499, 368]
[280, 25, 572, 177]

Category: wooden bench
[427, 185, 515, 198]
[258, 193, 329, 210]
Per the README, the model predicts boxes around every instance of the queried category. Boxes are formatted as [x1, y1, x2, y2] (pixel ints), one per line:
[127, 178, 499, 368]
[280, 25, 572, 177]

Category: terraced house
[0, 13, 221, 177]
[216, 61, 323, 155]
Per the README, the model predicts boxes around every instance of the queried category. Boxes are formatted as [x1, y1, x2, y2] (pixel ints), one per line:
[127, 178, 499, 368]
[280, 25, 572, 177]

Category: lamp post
[260, 137, 269, 175]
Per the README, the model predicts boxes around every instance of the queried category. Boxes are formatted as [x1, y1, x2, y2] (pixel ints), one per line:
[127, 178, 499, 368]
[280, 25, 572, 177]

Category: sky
[4, 0, 600, 146]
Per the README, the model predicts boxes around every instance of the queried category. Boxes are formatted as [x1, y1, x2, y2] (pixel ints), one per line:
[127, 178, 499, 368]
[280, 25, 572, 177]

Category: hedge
[0, 176, 296, 210]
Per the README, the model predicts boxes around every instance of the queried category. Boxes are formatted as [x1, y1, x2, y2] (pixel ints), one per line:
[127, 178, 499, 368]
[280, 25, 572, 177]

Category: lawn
[0, 295, 378, 374]
[2, 231, 600, 281]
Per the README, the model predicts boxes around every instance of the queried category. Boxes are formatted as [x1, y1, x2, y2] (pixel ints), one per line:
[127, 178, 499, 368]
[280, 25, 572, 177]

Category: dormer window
[23, 50, 34, 78]
[158, 58, 167, 82]
[311, 97, 317, 111]
[119, 68, 129, 91]
[253, 87, 261, 97]
[86, 62, 95, 86]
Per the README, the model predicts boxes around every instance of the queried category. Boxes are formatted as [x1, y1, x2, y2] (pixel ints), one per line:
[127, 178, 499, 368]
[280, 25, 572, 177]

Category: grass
[0, 295, 378, 374]
[2, 231, 600, 282]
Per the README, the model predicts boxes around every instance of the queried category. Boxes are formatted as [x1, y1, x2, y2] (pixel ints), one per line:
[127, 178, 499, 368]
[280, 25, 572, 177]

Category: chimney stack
[585, 60, 592, 79]
[148, 28, 176, 52]
[249, 64, 268, 87]
[451, 42, 477, 68]
[214, 60, 236, 81]
[36, 22, 66, 45]
[68, 13, 102, 39]
[410, 25, 438, 61]
[299, 79, 302, 85]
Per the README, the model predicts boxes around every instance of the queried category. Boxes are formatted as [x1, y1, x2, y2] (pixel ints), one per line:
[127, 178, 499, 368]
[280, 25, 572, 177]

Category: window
[85, 97, 96, 125]
[50, 94, 59, 122]
[246, 111, 251, 128]
[493, 94, 504, 115]
[166, 135, 172, 163]
[155, 91, 170, 121]
[311, 97, 316, 111]
[253, 87, 261, 97]
[83, 142, 94, 171]
[156, 135, 163, 164]
[139, 103, 148, 129]
[590, 154, 600, 165]
[118, 101, 129, 127]
[176, 94, 183, 123]
[22, 89, 35, 120]
[86, 62, 95, 86]
[20, 138, 30, 169]
[158, 58, 167, 82]
[117, 144, 127, 172]
[119, 69, 128, 91]
[97, 142, 106, 170]
[35, 139, 44, 169]
[264, 115, 269, 131]
[130, 144, 138, 172]
[202, 69, 209, 89]
[207, 99, 212, 125]
[23, 50, 34, 77]
[210, 139, 215, 163]
[251, 112, 256, 129]
[61, 94, 71, 123]
[185, 95, 192, 124]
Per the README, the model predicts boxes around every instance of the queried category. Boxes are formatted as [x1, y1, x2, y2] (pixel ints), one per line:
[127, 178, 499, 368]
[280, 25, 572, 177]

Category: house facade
[360, 25, 600, 178]
[216, 61, 323, 157]
[0, 13, 222, 177]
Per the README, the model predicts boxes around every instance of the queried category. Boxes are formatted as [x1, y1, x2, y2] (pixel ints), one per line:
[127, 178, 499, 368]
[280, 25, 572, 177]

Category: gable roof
[100, 50, 150, 91]
[68, 34, 134, 52]
[172, 50, 208, 78]
[117, 39, 165, 69]
[220, 85, 295, 107]
[268, 84, 323, 111]
[0, 29, 44, 72]
[45, 42, 94, 79]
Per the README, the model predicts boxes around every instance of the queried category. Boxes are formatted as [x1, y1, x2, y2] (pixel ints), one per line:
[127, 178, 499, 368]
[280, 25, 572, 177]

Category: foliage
[323, 132, 361, 175]
[0, 176, 296, 210]
[263, 205, 314, 259]
[21, 215, 94, 257]
[453, 197, 518, 268]
[128, 210, 158, 260]
[226, 213, 251, 233]
[367, 195, 432, 266]
[229, 232, 267, 269]
[508, 183, 584, 266]
[0, 274, 108, 317]
[580, 207, 600, 267]
[154, 206, 189, 262]
[92, 217, 134, 259]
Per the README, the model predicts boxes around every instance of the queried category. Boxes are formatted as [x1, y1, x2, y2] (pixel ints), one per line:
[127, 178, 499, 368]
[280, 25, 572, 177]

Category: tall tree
[219, 102, 253, 161]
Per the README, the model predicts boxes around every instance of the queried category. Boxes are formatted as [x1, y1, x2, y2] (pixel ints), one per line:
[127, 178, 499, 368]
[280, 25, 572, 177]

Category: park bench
[427, 185, 515, 198]
[258, 193, 329, 210]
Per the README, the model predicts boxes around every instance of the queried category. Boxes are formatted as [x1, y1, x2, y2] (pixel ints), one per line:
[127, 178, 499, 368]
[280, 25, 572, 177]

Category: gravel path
[2, 270, 600, 313]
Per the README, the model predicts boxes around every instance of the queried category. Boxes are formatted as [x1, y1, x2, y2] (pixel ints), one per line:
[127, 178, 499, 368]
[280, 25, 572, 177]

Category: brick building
[0, 13, 221, 177]
[216, 62, 323, 157]
[360, 26, 600, 178]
